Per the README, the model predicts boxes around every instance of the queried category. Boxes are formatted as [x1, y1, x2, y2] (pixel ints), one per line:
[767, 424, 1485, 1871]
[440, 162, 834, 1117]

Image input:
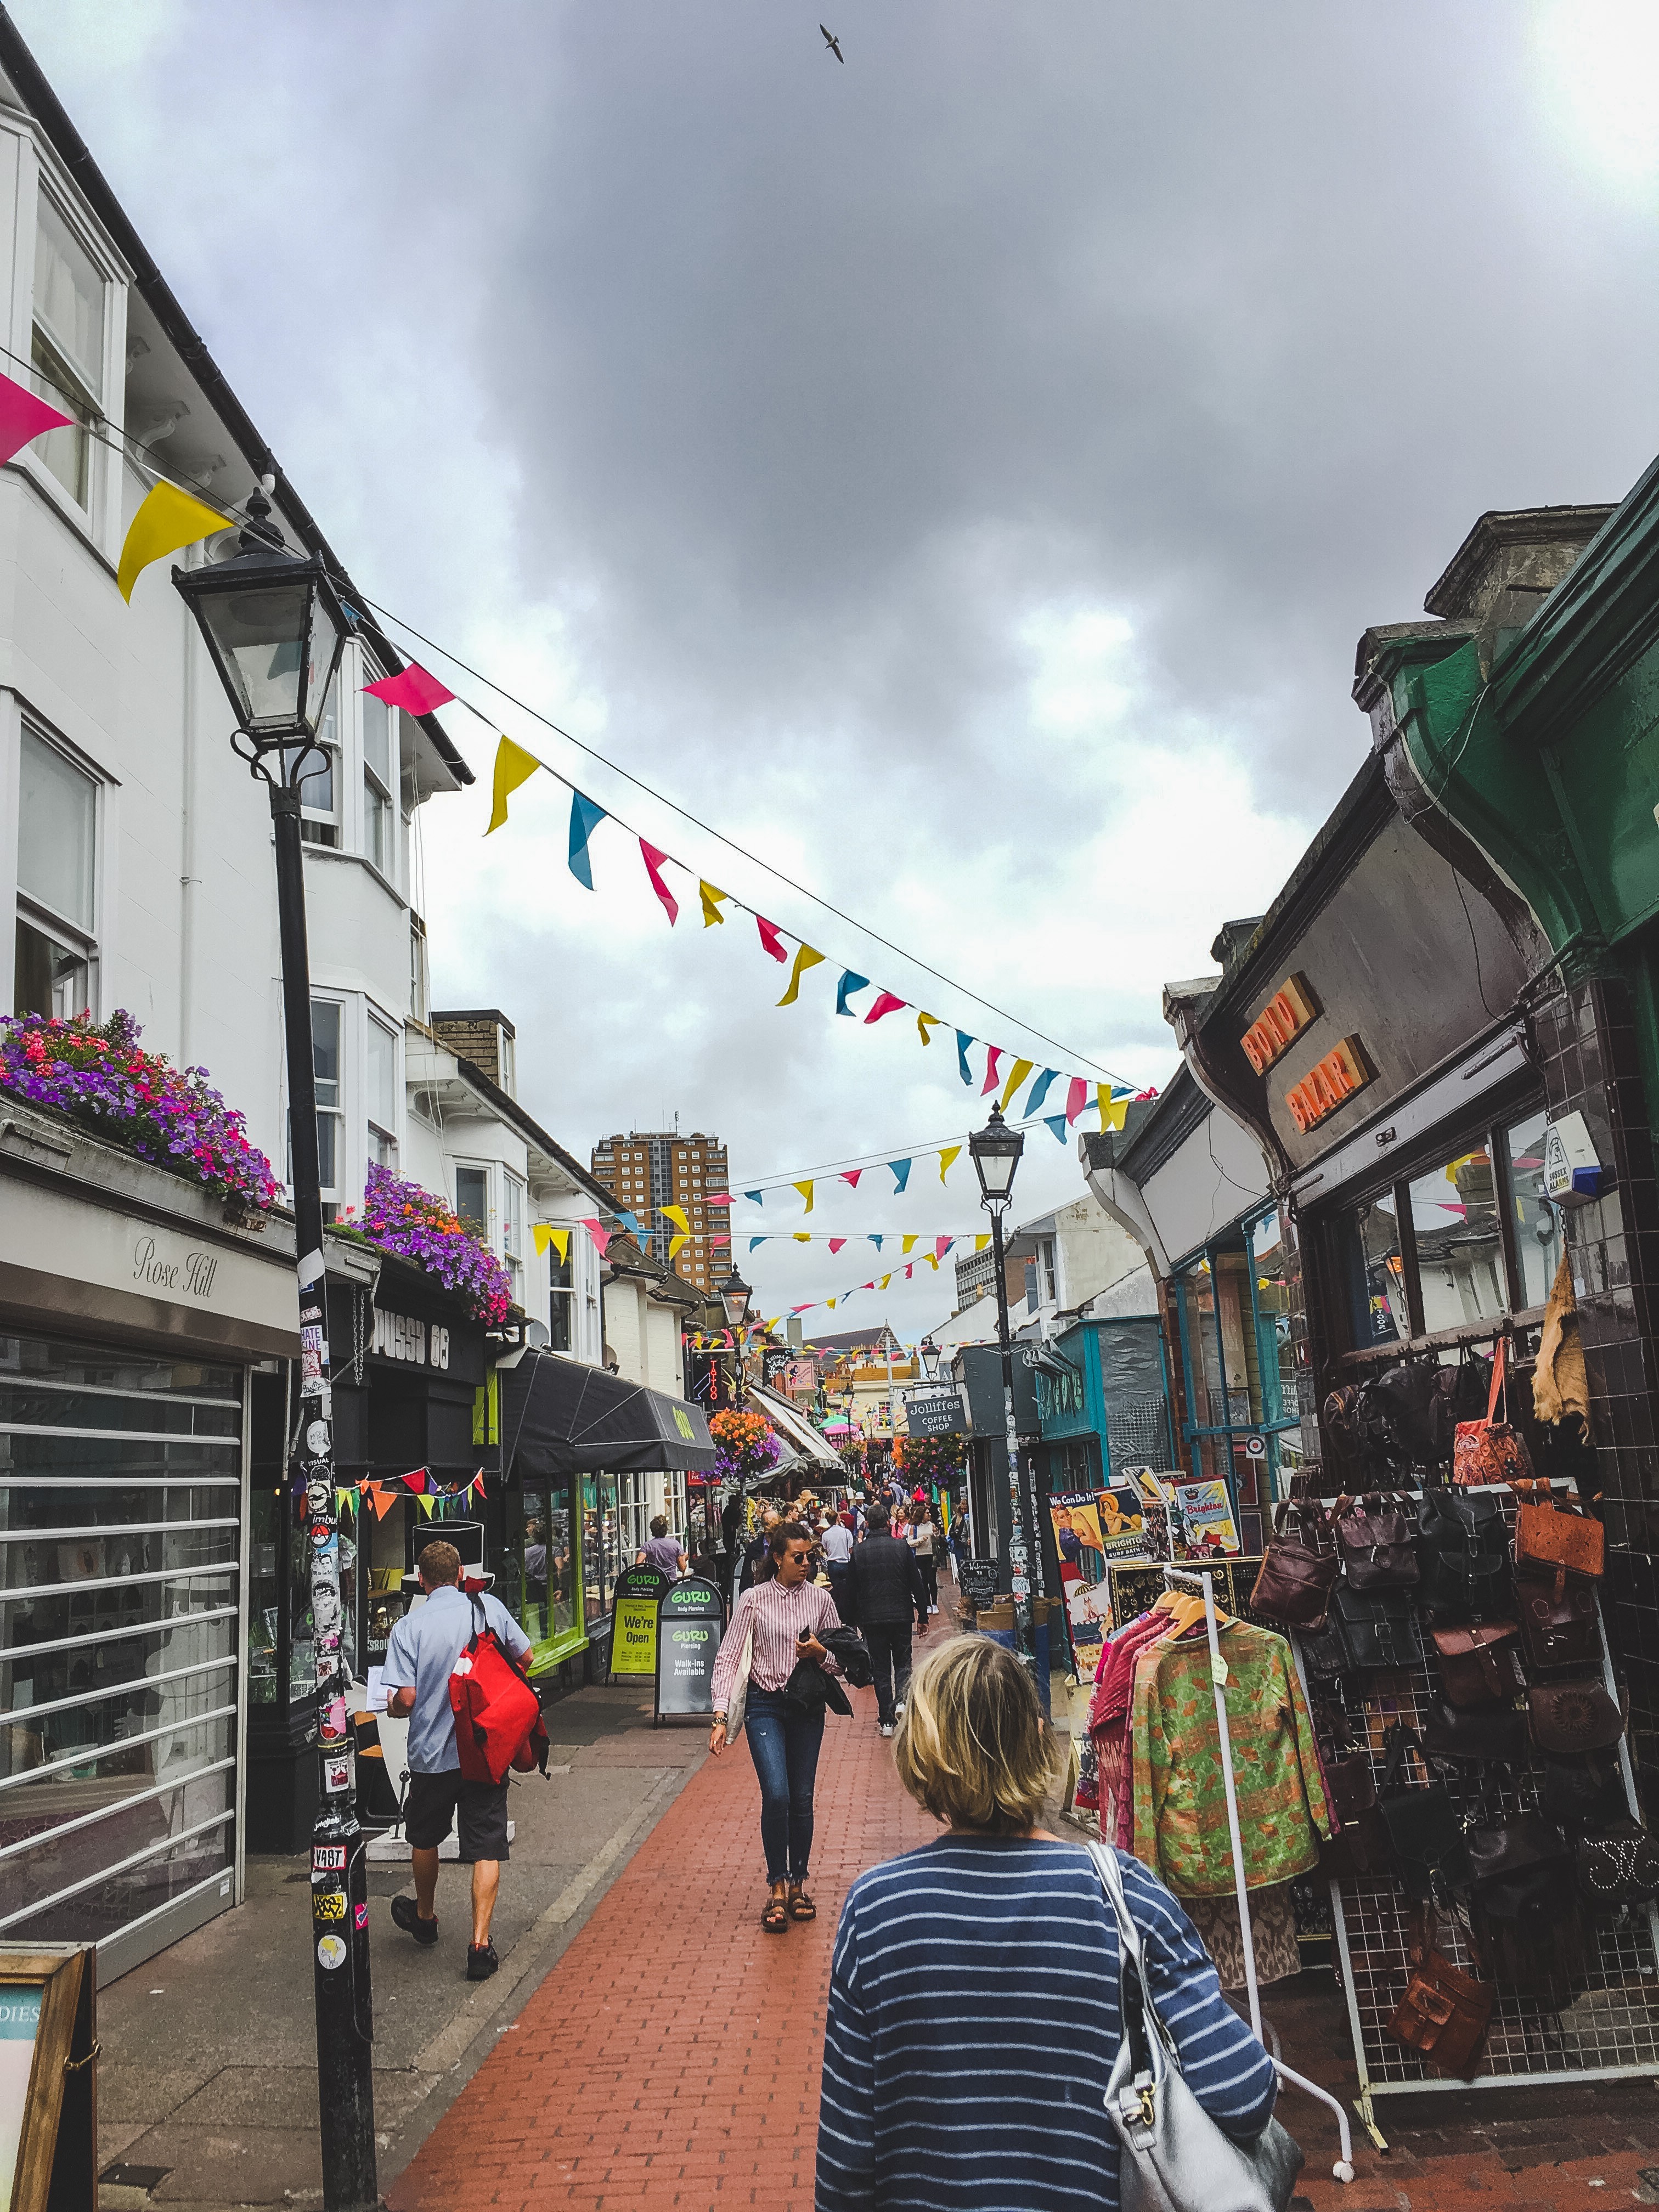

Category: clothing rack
[1161, 1564, 1356, 2184]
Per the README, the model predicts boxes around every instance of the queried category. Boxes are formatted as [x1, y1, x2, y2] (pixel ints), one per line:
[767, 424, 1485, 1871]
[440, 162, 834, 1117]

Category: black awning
[498, 1348, 716, 1478]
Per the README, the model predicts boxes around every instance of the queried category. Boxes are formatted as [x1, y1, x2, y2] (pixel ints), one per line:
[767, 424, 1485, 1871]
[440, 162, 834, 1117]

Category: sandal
[788, 1887, 817, 1922]
[762, 1895, 789, 1934]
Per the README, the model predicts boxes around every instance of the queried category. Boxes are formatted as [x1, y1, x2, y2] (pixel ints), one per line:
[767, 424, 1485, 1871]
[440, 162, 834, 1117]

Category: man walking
[910, 1505, 941, 1615]
[821, 1507, 855, 1620]
[382, 1539, 533, 1982]
[641, 1513, 688, 1580]
[843, 1506, 927, 1737]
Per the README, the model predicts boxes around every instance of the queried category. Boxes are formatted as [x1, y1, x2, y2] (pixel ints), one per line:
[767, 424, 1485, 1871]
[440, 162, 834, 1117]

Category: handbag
[1539, 1751, 1626, 1831]
[1417, 1488, 1513, 1624]
[1330, 1582, 1423, 1673]
[1431, 1623, 1526, 1708]
[1370, 1362, 1442, 1467]
[1528, 1679, 1625, 1756]
[1317, 1705, 1375, 1821]
[1384, 1906, 1492, 2078]
[1379, 1724, 1471, 1900]
[1514, 1482, 1605, 1593]
[1453, 1339, 1537, 1489]
[1333, 1492, 1420, 1590]
[1090, 1842, 1304, 2212]
[1577, 1819, 1659, 1910]
[1466, 1813, 1587, 1997]
[1250, 1502, 1339, 1630]
[1429, 1350, 1494, 1459]
[723, 1623, 755, 1744]
[1297, 1619, 1348, 1683]
[1515, 1569, 1601, 1673]
[1423, 1700, 1527, 1768]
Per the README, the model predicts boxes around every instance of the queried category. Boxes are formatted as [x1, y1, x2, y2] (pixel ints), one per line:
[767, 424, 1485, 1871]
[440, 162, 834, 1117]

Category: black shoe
[392, 1895, 438, 1948]
[466, 1940, 499, 1982]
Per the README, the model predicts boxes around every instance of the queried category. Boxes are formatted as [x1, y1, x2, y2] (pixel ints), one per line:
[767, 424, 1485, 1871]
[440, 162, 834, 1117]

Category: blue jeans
[744, 1687, 825, 1884]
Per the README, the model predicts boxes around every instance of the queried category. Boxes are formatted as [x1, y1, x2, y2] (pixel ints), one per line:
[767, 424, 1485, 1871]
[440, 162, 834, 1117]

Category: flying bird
[820, 23, 844, 61]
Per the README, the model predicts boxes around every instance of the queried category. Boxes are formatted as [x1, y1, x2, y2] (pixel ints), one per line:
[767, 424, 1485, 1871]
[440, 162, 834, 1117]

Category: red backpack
[448, 1593, 549, 1785]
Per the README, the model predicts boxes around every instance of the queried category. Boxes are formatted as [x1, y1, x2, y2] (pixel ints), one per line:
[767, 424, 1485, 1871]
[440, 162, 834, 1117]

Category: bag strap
[467, 1589, 488, 1653]
[1484, 1338, 1506, 1427]
[1381, 1722, 1426, 1792]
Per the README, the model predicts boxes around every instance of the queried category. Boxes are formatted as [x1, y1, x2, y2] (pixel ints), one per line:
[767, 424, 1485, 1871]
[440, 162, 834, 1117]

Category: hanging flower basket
[709, 1406, 782, 1486]
[338, 1160, 514, 1325]
[0, 1009, 280, 1214]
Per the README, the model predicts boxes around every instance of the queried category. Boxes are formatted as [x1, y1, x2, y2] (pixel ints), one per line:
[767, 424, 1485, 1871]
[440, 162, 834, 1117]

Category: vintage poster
[1173, 1477, 1241, 1558]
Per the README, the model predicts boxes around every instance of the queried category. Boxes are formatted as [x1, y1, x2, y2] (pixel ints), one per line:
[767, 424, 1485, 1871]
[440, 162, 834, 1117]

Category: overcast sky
[18, 2, 1659, 1338]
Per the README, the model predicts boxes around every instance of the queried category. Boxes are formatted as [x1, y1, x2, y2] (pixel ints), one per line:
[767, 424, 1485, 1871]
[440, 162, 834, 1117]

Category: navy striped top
[816, 1836, 1278, 2211]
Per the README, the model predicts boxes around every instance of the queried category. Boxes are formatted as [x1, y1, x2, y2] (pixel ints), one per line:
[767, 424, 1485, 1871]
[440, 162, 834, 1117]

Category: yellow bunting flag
[793, 1232, 812, 1243]
[917, 1011, 941, 1046]
[699, 882, 729, 926]
[924, 1252, 940, 1270]
[1098, 1085, 1128, 1132]
[777, 943, 825, 1006]
[793, 1181, 815, 1214]
[939, 1145, 961, 1184]
[417, 1493, 435, 1518]
[879, 1273, 892, 1289]
[117, 480, 232, 603]
[764, 1316, 782, 1333]
[486, 736, 543, 833]
[550, 1228, 570, 1265]
[975, 1233, 991, 1252]
[999, 1057, 1035, 1111]
[902, 1235, 919, 1255]
[669, 1234, 689, 1259]
[827, 1297, 837, 1310]
[661, 1204, 689, 1234]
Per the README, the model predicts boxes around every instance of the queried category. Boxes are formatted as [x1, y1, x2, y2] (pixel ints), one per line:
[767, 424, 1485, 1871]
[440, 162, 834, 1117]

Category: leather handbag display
[1330, 1581, 1423, 1673]
[1321, 1802, 1398, 1882]
[1466, 1810, 1571, 1889]
[1297, 1618, 1348, 1683]
[1466, 1812, 1587, 1997]
[1334, 1492, 1420, 1590]
[1249, 1502, 1339, 1630]
[1091, 1842, 1305, 2212]
[1453, 1339, 1537, 1489]
[1539, 1752, 1626, 1831]
[1515, 1570, 1601, 1673]
[1528, 1679, 1626, 1756]
[1432, 1624, 1527, 1708]
[1379, 1724, 1471, 1900]
[1417, 1487, 1513, 1624]
[1514, 1483, 1605, 1592]
[1577, 1819, 1659, 1911]
[1429, 1351, 1495, 1460]
[1318, 1705, 1376, 1822]
[1384, 1907, 1493, 2078]
[1423, 1699, 1527, 1768]
[1370, 1362, 1441, 1468]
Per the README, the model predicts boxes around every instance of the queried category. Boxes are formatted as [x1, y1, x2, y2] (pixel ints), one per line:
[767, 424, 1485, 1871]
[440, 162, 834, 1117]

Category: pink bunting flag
[904, 1263, 914, 1279]
[791, 1302, 814, 1314]
[860, 1282, 876, 1291]
[704, 1192, 733, 1206]
[712, 1233, 731, 1248]
[935, 1238, 954, 1258]
[757, 916, 788, 962]
[829, 1238, 847, 1254]
[580, 1217, 611, 1258]
[981, 1046, 1005, 1097]
[1136, 1086, 1159, 1099]
[1065, 1077, 1088, 1126]
[0, 370, 71, 464]
[363, 663, 456, 715]
[839, 1170, 862, 1189]
[864, 991, 908, 1024]
[639, 838, 679, 925]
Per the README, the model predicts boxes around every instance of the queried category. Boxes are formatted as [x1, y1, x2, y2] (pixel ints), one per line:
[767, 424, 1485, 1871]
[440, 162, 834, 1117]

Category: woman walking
[710, 1521, 843, 1933]
[815, 1636, 1279, 2210]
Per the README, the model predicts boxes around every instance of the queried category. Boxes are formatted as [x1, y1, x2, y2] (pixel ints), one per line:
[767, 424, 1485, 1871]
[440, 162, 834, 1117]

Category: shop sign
[1240, 974, 1318, 1075]
[901, 1384, 966, 1438]
[370, 1307, 452, 1370]
[609, 1564, 669, 1679]
[1542, 1111, 1605, 1205]
[0, 1946, 95, 2212]
[1284, 1036, 1373, 1132]
[654, 1575, 725, 1719]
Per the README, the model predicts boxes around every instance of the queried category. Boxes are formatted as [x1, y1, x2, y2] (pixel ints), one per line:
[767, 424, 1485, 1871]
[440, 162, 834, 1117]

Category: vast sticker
[317, 1935, 347, 1971]
[312, 1844, 346, 1874]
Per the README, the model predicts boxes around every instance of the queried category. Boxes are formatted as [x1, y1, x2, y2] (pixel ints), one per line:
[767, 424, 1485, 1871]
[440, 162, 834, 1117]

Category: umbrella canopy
[498, 1348, 715, 1479]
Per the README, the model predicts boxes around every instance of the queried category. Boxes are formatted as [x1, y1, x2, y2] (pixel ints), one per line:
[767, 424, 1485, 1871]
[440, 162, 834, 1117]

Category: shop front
[493, 1346, 715, 1688]
[0, 1099, 298, 1980]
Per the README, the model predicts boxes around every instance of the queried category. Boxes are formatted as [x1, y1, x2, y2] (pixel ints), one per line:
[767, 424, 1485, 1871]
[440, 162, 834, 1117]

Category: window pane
[1337, 1190, 1408, 1347]
[35, 195, 103, 394]
[30, 330, 89, 506]
[1179, 1264, 1224, 1429]
[19, 731, 95, 930]
[14, 914, 89, 1020]
[363, 692, 392, 789]
[1250, 1209, 1296, 1427]
[1506, 1109, 1564, 1311]
[503, 1178, 524, 1258]
[455, 1166, 489, 1235]
[1410, 1147, 1506, 1333]
[364, 778, 392, 874]
[311, 1001, 340, 1107]
[365, 1016, 396, 1130]
[1213, 1251, 1257, 1425]
[316, 1109, 339, 1193]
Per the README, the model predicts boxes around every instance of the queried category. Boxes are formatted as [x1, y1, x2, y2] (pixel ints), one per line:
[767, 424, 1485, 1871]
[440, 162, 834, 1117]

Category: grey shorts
[403, 1770, 510, 1861]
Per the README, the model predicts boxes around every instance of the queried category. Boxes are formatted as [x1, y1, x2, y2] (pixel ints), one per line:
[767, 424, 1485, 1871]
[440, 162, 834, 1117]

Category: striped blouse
[816, 1836, 1278, 2211]
[711, 1576, 842, 1711]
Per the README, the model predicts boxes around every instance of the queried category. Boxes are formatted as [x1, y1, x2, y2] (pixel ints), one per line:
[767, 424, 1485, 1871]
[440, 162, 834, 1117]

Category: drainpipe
[178, 545, 202, 1065]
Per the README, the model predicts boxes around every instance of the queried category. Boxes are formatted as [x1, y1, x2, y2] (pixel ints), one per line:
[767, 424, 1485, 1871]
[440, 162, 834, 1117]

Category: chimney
[430, 1008, 517, 1093]
[1422, 504, 1615, 633]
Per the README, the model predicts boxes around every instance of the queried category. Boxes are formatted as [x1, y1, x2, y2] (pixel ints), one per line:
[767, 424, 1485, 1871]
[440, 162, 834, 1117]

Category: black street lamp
[918, 1335, 940, 1383]
[718, 1265, 752, 1406]
[173, 488, 377, 2212]
[968, 1105, 1037, 1681]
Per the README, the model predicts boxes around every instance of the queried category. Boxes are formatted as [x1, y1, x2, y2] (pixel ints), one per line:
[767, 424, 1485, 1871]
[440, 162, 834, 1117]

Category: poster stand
[0, 1943, 97, 2212]
[652, 1575, 726, 1725]
[608, 1563, 669, 1685]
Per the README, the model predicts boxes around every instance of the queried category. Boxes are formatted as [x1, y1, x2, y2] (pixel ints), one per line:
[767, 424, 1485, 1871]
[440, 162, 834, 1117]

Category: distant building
[591, 1128, 729, 1294]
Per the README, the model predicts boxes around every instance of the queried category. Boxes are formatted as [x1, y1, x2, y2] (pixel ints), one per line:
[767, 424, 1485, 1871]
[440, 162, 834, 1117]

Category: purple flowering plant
[340, 1160, 514, 1325]
[0, 1008, 280, 1209]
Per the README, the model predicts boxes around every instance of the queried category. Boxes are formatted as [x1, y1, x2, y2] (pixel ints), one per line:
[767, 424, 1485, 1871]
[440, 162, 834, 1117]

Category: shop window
[31, 194, 104, 509]
[1409, 1147, 1506, 1334]
[362, 690, 396, 879]
[618, 1472, 650, 1561]
[581, 1473, 623, 1627]
[365, 1011, 398, 1168]
[1336, 1190, 1408, 1348]
[15, 729, 97, 1019]
[1505, 1108, 1565, 1310]
[455, 1164, 489, 1239]
[510, 1485, 577, 1648]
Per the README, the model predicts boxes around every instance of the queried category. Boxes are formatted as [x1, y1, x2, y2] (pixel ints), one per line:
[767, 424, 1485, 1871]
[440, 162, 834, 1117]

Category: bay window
[362, 691, 395, 880]
[31, 193, 104, 510]
[455, 1165, 489, 1239]
[503, 1175, 526, 1305]
[311, 1000, 341, 1205]
[365, 1012, 398, 1167]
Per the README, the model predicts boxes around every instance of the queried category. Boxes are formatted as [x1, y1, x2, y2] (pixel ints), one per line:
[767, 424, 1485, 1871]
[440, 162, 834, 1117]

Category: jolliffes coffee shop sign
[654, 1576, 725, 1721]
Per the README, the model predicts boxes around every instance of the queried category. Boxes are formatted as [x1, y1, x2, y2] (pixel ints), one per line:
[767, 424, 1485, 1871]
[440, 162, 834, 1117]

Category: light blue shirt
[381, 1583, 532, 1774]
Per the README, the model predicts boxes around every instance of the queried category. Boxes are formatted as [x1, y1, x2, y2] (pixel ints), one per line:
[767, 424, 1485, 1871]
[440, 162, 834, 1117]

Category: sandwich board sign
[654, 1575, 725, 1723]
[608, 1562, 669, 1680]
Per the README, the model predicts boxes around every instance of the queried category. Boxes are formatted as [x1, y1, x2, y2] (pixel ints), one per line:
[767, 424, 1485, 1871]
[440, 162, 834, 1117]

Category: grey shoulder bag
[1088, 1843, 1302, 2212]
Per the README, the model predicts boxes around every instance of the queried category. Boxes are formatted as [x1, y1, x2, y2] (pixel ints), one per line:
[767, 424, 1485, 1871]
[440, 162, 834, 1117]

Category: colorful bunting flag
[793, 1180, 815, 1214]
[639, 839, 679, 924]
[117, 479, 232, 603]
[744, 1189, 764, 1204]
[879, 1273, 892, 1289]
[704, 1191, 732, 1206]
[981, 1046, 1005, 1097]
[869, 1234, 883, 1250]
[661, 1204, 689, 1235]
[550, 1228, 570, 1264]
[902, 1235, 919, 1254]
[917, 1012, 941, 1046]
[0, 370, 70, 465]
[1098, 1084, 1128, 1132]
[750, 1237, 766, 1252]
[1066, 1076, 1088, 1126]
[999, 1056, 1036, 1112]
[580, 1218, 611, 1257]
[365, 662, 456, 715]
[840, 1169, 862, 1188]
[975, 1234, 991, 1251]
[939, 1144, 961, 1184]
[777, 943, 825, 1006]
[616, 1211, 640, 1237]
[486, 737, 541, 833]
[956, 1031, 975, 1085]
[1027, 1068, 1059, 1117]
[829, 1238, 846, 1254]
[864, 991, 907, 1024]
[418, 1493, 435, 1518]
[935, 1238, 954, 1258]
[889, 1159, 912, 1193]
[669, 1234, 689, 1259]
[924, 1253, 940, 1270]
[1044, 1113, 1068, 1141]
[757, 916, 788, 962]
[835, 969, 870, 1015]
[568, 792, 607, 888]
[699, 881, 729, 926]
[794, 1232, 812, 1243]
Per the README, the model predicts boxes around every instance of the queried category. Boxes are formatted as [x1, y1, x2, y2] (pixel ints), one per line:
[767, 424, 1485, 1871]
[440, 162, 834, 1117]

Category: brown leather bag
[1333, 1491, 1420, 1590]
[1432, 1623, 1527, 1708]
[1515, 1570, 1601, 1673]
[1385, 1906, 1493, 2078]
[1249, 1500, 1338, 1630]
[1514, 1482, 1604, 1593]
[1528, 1679, 1625, 1756]
[1453, 1339, 1536, 1488]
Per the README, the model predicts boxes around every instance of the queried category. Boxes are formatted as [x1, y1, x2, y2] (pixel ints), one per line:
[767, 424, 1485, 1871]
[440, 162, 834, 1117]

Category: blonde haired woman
[815, 1636, 1278, 2211]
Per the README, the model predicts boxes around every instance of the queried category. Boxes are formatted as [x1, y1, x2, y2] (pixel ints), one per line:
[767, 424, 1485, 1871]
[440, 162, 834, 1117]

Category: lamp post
[719, 1264, 751, 1404]
[918, 1336, 940, 1383]
[173, 489, 377, 2212]
[968, 1104, 1036, 1681]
